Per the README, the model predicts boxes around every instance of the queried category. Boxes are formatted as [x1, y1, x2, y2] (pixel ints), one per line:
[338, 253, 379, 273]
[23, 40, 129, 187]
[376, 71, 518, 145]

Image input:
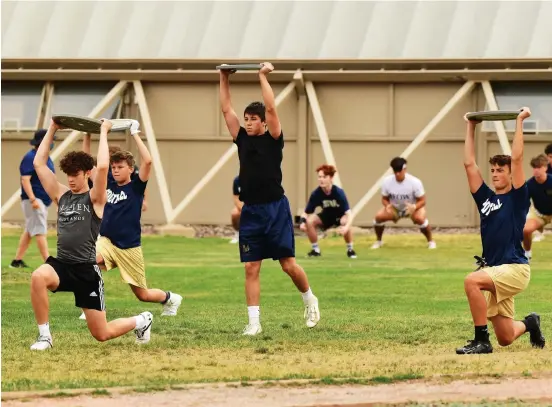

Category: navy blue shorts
[239, 196, 295, 262]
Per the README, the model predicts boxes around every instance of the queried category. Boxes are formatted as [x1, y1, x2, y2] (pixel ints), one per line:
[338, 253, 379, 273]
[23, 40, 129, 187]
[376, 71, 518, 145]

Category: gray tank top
[57, 190, 101, 264]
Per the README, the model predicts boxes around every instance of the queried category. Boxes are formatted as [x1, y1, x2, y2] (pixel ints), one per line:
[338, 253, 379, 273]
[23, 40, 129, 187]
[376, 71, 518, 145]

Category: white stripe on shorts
[93, 265, 106, 311]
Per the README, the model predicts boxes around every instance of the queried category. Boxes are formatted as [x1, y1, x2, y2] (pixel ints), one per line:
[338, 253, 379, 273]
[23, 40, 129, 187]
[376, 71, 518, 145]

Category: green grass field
[2, 229, 551, 392]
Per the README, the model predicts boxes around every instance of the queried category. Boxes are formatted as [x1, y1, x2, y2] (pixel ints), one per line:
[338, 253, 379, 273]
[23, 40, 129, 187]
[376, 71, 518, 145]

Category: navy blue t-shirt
[232, 176, 240, 196]
[547, 164, 552, 175]
[527, 175, 552, 216]
[305, 185, 350, 218]
[19, 149, 55, 207]
[472, 182, 529, 267]
[99, 176, 148, 249]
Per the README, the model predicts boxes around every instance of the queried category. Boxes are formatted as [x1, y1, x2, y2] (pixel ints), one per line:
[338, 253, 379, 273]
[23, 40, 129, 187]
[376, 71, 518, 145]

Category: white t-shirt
[381, 173, 425, 211]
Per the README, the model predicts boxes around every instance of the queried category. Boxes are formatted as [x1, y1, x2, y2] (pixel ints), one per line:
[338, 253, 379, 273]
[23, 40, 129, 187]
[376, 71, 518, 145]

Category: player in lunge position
[457, 108, 544, 355]
[219, 62, 320, 335]
[81, 121, 182, 321]
[371, 157, 436, 249]
[299, 164, 356, 258]
[29, 119, 153, 350]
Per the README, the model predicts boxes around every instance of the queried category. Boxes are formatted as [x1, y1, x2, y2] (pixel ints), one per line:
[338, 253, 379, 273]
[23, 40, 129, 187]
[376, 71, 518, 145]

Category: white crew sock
[346, 243, 353, 250]
[247, 306, 260, 325]
[312, 243, 320, 253]
[38, 323, 51, 338]
[301, 288, 315, 305]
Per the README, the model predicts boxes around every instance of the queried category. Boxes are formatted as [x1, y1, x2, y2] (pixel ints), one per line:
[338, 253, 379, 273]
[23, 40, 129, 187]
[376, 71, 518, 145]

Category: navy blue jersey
[99, 176, 147, 249]
[472, 182, 529, 267]
[232, 176, 240, 196]
[527, 175, 552, 215]
[305, 185, 350, 218]
[20, 149, 55, 206]
[233, 127, 284, 205]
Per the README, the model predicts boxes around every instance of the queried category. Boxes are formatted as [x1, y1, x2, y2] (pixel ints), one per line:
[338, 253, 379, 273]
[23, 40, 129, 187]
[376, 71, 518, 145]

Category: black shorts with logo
[46, 256, 105, 311]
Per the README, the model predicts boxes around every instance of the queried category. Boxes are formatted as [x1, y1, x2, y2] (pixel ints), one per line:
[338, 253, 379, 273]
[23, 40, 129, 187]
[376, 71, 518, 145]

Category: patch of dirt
[3, 377, 552, 407]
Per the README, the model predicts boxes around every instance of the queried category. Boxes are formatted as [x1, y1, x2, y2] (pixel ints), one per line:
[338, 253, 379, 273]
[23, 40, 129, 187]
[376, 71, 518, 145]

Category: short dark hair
[244, 101, 266, 122]
[530, 154, 548, 168]
[545, 143, 552, 156]
[60, 151, 95, 176]
[110, 150, 135, 169]
[316, 164, 337, 177]
[390, 157, 407, 173]
[489, 154, 511, 169]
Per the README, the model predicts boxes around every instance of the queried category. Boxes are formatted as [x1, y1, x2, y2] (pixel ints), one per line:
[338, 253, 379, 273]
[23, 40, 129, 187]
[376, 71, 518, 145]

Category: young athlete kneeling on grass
[457, 108, 545, 355]
[29, 119, 152, 350]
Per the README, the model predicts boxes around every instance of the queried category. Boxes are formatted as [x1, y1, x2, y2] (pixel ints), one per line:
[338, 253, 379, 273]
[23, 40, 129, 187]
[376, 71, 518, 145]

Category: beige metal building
[2, 1, 552, 227]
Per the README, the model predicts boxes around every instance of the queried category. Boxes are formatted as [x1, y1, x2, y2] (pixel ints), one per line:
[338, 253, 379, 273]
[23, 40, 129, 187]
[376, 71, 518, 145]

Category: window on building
[1, 82, 45, 130]
[483, 82, 552, 134]
[49, 82, 122, 121]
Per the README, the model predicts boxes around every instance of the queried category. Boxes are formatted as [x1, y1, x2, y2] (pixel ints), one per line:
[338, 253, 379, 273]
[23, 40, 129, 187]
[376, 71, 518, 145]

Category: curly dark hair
[59, 151, 95, 176]
[489, 154, 511, 169]
[244, 101, 266, 122]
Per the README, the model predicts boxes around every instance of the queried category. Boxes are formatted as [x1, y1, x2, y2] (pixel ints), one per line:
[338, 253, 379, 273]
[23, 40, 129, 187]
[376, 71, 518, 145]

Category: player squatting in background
[522, 154, 552, 260]
[299, 164, 357, 259]
[372, 157, 437, 250]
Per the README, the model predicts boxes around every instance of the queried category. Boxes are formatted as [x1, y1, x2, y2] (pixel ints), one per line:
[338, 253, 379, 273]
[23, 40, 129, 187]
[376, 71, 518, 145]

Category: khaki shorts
[482, 263, 530, 319]
[96, 236, 147, 289]
[527, 205, 552, 227]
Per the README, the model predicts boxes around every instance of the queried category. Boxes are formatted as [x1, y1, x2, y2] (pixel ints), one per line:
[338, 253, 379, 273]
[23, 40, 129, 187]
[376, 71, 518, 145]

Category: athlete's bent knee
[90, 330, 110, 342]
[463, 274, 479, 291]
[30, 270, 45, 287]
[280, 258, 297, 275]
[134, 290, 149, 302]
[496, 333, 514, 347]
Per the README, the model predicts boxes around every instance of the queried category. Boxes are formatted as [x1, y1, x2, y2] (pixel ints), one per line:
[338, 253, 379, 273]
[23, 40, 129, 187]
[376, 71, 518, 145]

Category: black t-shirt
[233, 126, 284, 205]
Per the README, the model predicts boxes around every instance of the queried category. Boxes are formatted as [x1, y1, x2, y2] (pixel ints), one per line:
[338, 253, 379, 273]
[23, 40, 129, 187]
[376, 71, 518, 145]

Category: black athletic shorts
[318, 211, 343, 231]
[46, 256, 105, 311]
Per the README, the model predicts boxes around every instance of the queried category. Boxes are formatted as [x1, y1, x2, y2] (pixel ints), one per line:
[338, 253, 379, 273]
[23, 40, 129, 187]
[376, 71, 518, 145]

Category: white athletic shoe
[30, 335, 53, 351]
[230, 233, 239, 244]
[134, 312, 153, 344]
[371, 241, 383, 249]
[242, 323, 262, 336]
[428, 241, 437, 249]
[79, 312, 86, 320]
[161, 293, 182, 316]
[304, 296, 320, 328]
[533, 232, 545, 242]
